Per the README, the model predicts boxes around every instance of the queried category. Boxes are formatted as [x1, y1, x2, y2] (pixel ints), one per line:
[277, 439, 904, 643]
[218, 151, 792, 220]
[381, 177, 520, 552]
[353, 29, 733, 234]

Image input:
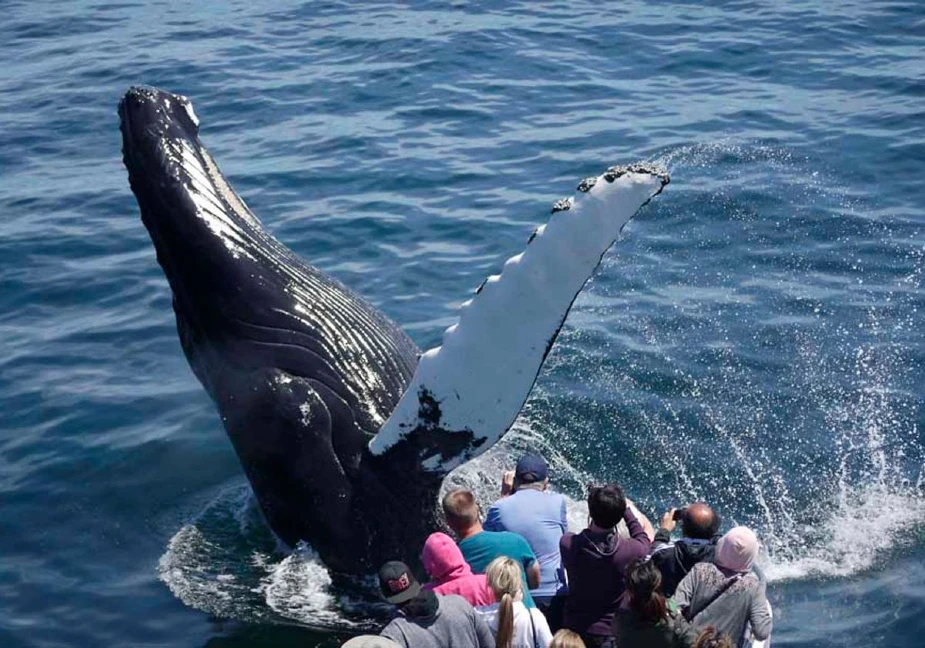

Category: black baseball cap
[378, 561, 421, 604]
[515, 453, 548, 483]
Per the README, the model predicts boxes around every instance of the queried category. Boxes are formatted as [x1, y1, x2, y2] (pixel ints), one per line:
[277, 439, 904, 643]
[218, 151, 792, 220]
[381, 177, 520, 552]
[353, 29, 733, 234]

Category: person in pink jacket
[421, 532, 496, 607]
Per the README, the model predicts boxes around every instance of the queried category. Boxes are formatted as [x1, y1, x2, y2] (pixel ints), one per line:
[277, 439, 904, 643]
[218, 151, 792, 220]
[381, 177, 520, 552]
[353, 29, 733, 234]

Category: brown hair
[485, 557, 522, 648]
[550, 628, 586, 648]
[693, 627, 733, 648]
[442, 489, 479, 532]
[625, 558, 668, 625]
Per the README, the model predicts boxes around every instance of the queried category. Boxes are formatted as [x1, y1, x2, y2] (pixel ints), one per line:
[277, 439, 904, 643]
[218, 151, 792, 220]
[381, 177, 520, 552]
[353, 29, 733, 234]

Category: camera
[672, 507, 687, 522]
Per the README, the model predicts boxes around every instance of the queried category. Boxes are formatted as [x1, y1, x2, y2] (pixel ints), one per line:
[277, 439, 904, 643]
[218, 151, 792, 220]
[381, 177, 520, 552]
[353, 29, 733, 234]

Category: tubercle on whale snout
[118, 86, 201, 149]
[577, 163, 670, 194]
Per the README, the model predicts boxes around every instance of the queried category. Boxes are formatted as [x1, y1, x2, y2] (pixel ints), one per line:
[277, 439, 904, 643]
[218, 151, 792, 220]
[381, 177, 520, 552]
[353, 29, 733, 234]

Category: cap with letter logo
[377, 560, 421, 604]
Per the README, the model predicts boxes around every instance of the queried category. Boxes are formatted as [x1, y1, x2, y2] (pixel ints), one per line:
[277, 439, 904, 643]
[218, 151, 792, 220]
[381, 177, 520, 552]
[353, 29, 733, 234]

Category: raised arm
[623, 503, 653, 551]
[626, 499, 655, 541]
[652, 508, 678, 553]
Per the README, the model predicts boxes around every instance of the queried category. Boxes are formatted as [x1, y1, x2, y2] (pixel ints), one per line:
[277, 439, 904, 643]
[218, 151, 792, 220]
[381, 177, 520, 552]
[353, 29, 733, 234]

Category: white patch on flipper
[369, 166, 668, 472]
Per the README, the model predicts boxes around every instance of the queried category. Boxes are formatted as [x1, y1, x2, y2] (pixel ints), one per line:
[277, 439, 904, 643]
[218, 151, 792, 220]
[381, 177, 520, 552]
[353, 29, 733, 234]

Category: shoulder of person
[487, 497, 508, 512]
[442, 594, 478, 615]
[476, 601, 501, 614]
[551, 490, 568, 507]
[691, 560, 715, 575]
[741, 570, 763, 590]
[650, 541, 675, 560]
[501, 530, 530, 546]
[380, 617, 407, 638]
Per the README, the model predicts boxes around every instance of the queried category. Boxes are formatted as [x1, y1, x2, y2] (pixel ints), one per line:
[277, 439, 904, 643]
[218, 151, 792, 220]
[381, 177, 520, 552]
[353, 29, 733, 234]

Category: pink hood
[421, 532, 472, 583]
[715, 526, 759, 573]
[420, 532, 495, 607]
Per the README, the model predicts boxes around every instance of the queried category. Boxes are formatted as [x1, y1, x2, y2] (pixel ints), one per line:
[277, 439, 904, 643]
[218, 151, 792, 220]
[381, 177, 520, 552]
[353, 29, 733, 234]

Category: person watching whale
[671, 526, 772, 646]
[421, 531, 495, 607]
[559, 483, 652, 648]
[443, 488, 542, 609]
[484, 453, 568, 630]
[377, 560, 496, 648]
[649, 503, 722, 597]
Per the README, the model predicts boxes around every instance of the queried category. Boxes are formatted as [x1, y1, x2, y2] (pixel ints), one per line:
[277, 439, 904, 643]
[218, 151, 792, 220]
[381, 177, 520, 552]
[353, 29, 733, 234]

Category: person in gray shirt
[671, 527, 771, 646]
[377, 560, 496, 648]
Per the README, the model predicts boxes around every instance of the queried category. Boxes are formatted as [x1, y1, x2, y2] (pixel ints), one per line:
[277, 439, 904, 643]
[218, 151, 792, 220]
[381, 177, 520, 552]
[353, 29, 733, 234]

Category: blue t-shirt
[484, 488, 568, 597]
[458, 530, 537, 608]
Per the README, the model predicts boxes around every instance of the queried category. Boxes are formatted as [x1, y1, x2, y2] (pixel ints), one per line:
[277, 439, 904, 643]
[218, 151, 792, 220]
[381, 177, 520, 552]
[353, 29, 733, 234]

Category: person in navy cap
[484, 453, 568, 631]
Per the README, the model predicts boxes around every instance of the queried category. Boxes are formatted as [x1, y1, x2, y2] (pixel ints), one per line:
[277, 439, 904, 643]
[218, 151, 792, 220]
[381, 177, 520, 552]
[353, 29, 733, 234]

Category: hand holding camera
[660, 506, 687, 533]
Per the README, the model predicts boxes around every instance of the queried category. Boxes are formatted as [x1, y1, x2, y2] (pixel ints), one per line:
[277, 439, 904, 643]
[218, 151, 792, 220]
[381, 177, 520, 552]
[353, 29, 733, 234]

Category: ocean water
[1, 1, 923, 646]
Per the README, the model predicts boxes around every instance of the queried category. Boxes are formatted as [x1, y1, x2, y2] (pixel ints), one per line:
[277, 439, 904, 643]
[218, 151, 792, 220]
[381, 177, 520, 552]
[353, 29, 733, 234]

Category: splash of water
[157, 139, 924, 626]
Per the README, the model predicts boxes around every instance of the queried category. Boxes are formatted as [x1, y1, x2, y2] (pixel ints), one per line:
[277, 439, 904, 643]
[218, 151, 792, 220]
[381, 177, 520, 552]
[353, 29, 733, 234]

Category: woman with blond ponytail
[477, 556, 553, 648]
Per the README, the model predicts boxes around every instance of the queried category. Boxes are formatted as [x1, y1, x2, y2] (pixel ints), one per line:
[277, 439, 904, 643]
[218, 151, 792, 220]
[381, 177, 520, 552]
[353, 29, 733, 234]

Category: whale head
[119, 87, 424, 570]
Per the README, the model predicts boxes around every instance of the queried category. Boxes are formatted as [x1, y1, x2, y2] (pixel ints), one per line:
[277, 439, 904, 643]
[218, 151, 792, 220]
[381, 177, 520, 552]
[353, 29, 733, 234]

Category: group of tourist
[341, 454, 772, 648]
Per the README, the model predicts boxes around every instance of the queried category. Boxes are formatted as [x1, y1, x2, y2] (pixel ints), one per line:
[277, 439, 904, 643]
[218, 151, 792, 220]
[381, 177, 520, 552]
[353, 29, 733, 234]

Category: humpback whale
[119, 86, 668, 573]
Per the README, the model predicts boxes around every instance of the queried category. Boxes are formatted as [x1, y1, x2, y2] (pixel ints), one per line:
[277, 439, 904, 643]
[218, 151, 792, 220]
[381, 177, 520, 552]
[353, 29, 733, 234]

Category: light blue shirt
[484, 488, 567, 597]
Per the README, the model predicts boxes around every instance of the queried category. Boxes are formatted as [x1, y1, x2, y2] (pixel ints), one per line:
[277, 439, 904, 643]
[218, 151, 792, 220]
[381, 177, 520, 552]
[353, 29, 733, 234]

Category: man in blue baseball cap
[484, 453, 568, 631]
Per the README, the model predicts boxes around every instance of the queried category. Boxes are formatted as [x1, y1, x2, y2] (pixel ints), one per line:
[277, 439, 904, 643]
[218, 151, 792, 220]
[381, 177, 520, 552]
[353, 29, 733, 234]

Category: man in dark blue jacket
[648, 502, 721, 597]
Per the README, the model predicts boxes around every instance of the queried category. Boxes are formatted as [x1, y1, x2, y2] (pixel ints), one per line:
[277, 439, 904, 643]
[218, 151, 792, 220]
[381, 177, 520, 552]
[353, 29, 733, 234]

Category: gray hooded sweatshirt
[671, 562, 772, 643]
[380, 594, 496, 648]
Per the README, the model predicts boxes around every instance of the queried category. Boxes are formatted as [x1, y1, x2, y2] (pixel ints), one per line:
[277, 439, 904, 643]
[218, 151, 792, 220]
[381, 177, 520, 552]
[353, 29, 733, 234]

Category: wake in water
[156, 425, 578, 629]
[158, 140, 924, 628]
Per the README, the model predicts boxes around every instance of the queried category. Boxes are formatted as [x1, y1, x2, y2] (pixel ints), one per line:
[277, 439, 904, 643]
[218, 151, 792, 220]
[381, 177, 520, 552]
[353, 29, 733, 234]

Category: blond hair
[549, 628, 585, 648]
[484, 557, 523, 648]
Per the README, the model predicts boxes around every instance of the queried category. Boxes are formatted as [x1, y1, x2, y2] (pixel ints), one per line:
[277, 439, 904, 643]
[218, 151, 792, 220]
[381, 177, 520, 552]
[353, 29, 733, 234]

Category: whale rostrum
[119, 86, 669, 573]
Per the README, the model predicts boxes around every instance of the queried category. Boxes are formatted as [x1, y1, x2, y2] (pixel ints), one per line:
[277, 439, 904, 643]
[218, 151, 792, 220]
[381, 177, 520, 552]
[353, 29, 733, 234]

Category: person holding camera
[649, 503, 722, 597]
[559, 484, 652, 648]
[484, 454, 568, 631]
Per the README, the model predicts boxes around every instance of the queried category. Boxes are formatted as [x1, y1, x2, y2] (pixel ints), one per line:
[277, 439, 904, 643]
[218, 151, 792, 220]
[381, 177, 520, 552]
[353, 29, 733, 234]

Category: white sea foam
[261, 544, 342, 627]
[762, 483, 925, 581]
[158, 485, 385, 630]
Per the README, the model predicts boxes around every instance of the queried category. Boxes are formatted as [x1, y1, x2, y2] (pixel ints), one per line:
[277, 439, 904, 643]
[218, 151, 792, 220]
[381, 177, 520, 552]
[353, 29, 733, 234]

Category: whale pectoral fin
[369, 164, 670, 475]
[220, 369, 357, 549]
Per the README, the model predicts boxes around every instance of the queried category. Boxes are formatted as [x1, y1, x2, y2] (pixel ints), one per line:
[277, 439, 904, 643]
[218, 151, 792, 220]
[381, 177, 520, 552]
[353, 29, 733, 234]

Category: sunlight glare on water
[1, 1, 923, 647]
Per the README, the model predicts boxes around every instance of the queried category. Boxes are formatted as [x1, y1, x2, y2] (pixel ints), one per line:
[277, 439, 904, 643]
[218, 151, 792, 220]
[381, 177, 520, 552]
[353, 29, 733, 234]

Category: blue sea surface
[1, 1, 923, 646]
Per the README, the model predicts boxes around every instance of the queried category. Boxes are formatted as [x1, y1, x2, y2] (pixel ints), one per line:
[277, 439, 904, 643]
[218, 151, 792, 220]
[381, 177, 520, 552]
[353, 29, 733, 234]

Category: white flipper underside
[368, 164, 669, 474]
